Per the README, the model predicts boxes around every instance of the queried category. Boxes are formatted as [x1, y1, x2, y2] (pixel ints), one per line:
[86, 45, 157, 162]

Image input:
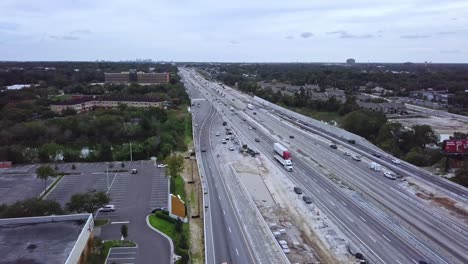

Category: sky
[0, 0, 467, 63]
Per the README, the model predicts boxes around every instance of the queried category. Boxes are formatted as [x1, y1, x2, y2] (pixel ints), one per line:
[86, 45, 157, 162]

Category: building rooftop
[0, 214, 92, 264]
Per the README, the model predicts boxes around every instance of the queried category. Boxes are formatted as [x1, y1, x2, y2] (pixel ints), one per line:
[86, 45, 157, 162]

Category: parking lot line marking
[329, 201, 335, 206]
[236, 248, 239, 255]
[223, 210, 226, 215]
[382, 234, 391, 242]
[110, 252, 137, 254]
[360, 216, 367, 222]
[347, 216, 354, 223]
[368, 235, 376, 243]
[111, 221, 130, 224]
[341, 201, 347, 206]
[229, 227, 231, 233]
[108, 257, 136, 260]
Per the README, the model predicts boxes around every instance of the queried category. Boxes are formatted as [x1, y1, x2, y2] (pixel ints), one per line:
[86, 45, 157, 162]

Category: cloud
[70, 29, 92, 35]
[285, 35, 294, 40]
[440, 49, 461, 54]
[436, 31, 456, 35]
[300, 32, 314, 38]
[229, 40, 239, 44]
[327, 30, 374, 39]
[49, 35, 79, 40]
[400, 34, 430, 39]
[0, 22, 19, 31]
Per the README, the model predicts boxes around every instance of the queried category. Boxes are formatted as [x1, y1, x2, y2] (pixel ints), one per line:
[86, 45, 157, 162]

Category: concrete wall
[65, 214, 94, 264]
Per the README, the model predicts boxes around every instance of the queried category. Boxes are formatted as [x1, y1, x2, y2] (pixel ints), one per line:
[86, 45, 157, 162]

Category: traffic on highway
[180, 67, 468, 264]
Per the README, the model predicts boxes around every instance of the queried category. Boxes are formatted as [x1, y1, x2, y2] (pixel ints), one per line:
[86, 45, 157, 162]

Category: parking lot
[0, 165, 54, 205]
[106, 246, 139, 264]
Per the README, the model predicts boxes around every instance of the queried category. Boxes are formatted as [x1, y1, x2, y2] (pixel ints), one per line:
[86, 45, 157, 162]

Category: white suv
[98, 205, 115, 212]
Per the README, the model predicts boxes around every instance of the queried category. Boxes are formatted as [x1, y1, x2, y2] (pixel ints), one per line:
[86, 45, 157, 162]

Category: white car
[383, 171, 396, 180]
[157, 164, 167, 168]
[352, 155, 361, 161]
[392, 159, 401, 165]
[215, 132, 220, 136]
[344, 151, 351, 156]
[98, 205, 115, 212]
[229, 146, 235, 151]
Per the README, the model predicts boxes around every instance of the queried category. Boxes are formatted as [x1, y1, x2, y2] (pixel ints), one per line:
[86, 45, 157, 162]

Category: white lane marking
[223, 210, 226, 215]
[219, 195, 221, 200]
[382, 234, 391, 242]
[396, 260, 402, 264]
[111, 221, 130, 224]
[330, 201, 335, 206]
[312, 178, 317, 182]
[412, 259, 418, 264]
[108, 257, 136, 260]
[229, 227, 232, 233]
[110, 252, 137, 255]
[341, 201, 347, 206]
[360, 216, 367, 222]
[326, 188, 331, 193]
[346, 216, 354, 223]
[316, 189, 320, 193]
[236, 248, 239, 255]
[368, 235, 376, 243]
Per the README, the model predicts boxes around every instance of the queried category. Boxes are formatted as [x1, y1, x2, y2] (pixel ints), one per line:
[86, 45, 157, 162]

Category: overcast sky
[1, 0, 467, 62]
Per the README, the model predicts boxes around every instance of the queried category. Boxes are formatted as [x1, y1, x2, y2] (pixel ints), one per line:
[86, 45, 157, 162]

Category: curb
[146, 215, 175, 263]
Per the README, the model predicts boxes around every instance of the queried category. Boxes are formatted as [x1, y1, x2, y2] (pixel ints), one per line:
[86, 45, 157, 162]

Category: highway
[181, 67, 468, 264]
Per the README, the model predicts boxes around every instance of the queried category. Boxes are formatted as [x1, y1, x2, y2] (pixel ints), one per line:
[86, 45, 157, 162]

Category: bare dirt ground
[228, 149, 354, 263]
[391, 115, 468, 135]
[400, 177, 468, 224]
[180, 150, 204, 264]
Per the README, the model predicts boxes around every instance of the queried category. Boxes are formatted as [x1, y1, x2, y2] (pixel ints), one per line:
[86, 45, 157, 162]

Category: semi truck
[368, 162, 382, 172]
[247, 104, 254, 110]
[274, 143, 293, 171]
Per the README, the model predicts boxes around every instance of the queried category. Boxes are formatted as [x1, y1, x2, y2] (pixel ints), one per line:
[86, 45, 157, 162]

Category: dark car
[253, 112, 257, 115]
[201, 148, 207, 152]
[348, 139, 356, 144]
[255, 138, 260, 142]
[293, 187, 303, 194]
[252, 127, 257, 130]
[303, 196, 313, 204]
[151, 207, 168, 213]
[330, 144, 338, 149]
[289, 135, 295, 139]
[222, 121, 227, 126]
[372, 153, 381, 158]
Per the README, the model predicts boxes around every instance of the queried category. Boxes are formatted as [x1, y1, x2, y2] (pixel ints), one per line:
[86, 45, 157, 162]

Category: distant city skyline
[1, 0, 467, 63]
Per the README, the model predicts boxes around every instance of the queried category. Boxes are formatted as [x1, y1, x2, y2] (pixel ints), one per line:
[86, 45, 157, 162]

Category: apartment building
[104, 71, 170, 84]
[104, 72, 131, 84]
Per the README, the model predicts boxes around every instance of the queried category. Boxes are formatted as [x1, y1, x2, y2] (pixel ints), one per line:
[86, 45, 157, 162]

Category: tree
[36, 165, 56, 193]
[412, 125, 439, 149]
[341, 110, 387, 140]
[121, 224, 128, 240]
[164, 154, 185, 178]
[452, 164, 468, 187]
[66, 191, 110, 214]
[0, 198, 63, 218]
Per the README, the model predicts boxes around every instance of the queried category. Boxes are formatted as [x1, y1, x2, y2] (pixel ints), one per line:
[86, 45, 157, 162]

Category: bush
[155, 211, 177, 223]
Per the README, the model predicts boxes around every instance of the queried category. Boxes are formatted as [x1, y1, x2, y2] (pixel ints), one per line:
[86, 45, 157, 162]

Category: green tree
[121, 224, 128, 239]
[99, 144, 113, 161]
[412, 125, 439, 149]
[341, 110, 387, 140]
[0, 198, 63, 218]
[164, 154, 185, 178]
[66, 191, 110, 214]
[36, 165, 56, 193]
[452, 164, 468, 187]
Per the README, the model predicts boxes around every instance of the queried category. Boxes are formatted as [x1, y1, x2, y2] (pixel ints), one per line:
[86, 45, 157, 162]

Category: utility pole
[129, 142, 133, 162]
[106, 163, 109, 193]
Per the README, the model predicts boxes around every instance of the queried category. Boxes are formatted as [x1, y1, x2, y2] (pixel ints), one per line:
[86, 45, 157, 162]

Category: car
[195, 124, 198, 127]
[225, 137, 230, 141]
[348, 139, 356, 144]
[253, 112, 257, 115]
[157, 164, 167, 168]
[131, 169, 138, 174]
[229, 146, 235, 151]
[255, 138, 260, 142]
[222, 121, 227, 126]
[330, 144, 338, 149]
[344, 151, 351, 156]
[98, 205, 115, 212]
[383, 171, 396, 180]
[289, 135, 295, 139]
[222, 140, 227, 144]
[201, 149, 207, 152]
[392, 159, 401, 165]
[248, 126, 253, 130]
[151, 207, 167, 213]
[372, 153, 381, 158]
[215, 132, 220, 136]
[293, 187, 303, 194]
[352, 155, 361, 161]
[242, 118, 246, 121]
[252, 127, 257, 130]
[303, 196, 313, 204]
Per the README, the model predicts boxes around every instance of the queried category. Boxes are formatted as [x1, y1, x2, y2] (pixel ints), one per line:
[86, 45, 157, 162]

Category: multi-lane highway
[181, 67, 468, 264]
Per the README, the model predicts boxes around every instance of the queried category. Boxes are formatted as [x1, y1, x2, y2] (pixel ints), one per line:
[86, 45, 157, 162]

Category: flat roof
[0, 214, 92, 264]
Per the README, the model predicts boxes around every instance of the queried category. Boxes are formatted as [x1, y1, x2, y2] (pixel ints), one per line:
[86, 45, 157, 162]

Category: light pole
[129, 142, 133, 162]
[106, 162, 109, 192]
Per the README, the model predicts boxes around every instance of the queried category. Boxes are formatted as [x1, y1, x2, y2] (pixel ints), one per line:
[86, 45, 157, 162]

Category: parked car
[131, 169, 138, 174]
[151, 207, 167, 213]
[344, 151, 351, 156]
[372, 153, 381, 158]
[255, 138, 260, 142]
[348, 139, 356, 144]
[392, 159, 401, 165]
[222, 140, 227, 144]
[229, 146, 235, 151]
[98, 205, 115, 212]
[157, 164, 167, 168]
[303, 196, 313, 204]
[293, 187, 303, 194]
[330, 144, 338, 149]
[215, 132, 220, 136]
[201, 148, 207, 152]
[289, 135, 295, 139]
[352, 155, 361, 161]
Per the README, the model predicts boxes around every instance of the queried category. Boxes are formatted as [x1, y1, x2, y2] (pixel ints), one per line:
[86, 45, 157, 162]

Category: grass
[289, 107, 342, 123]
[39, 175, 64, 200]
[184, 112, 193, 146]
[173, 176, 186, 201]
[94, 218, 110, 227]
